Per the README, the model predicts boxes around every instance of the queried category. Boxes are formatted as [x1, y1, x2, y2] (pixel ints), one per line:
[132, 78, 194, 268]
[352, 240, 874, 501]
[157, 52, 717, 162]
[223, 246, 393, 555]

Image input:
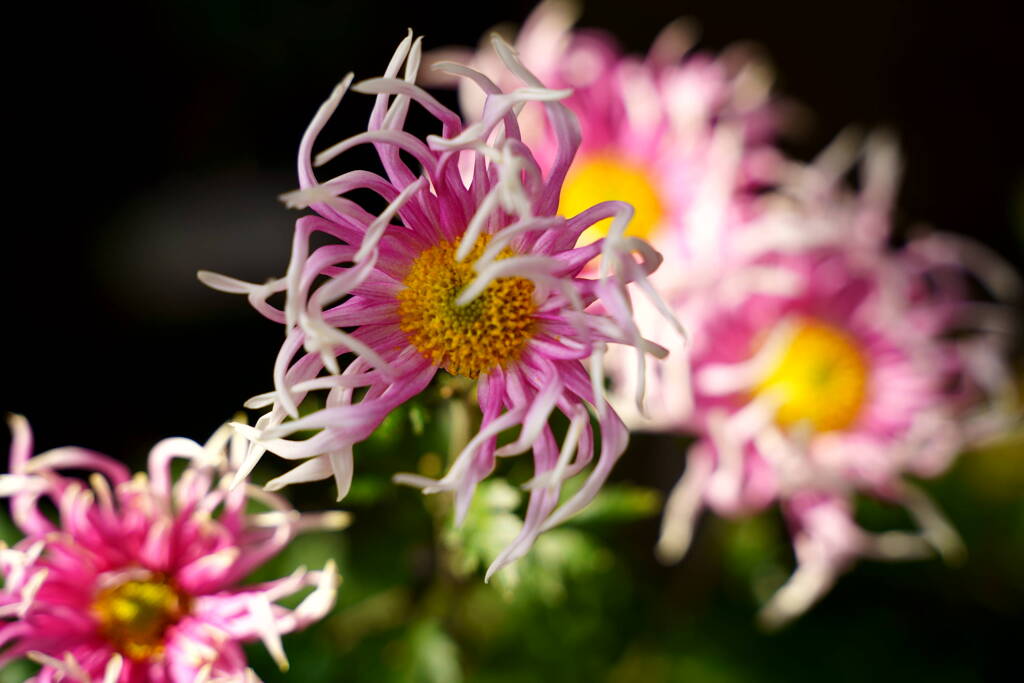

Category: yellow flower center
[397, 236, 536, 379]
[755, 320, 868, 432]
[92, 578, 187, 661]
[558, 153, 665, 246]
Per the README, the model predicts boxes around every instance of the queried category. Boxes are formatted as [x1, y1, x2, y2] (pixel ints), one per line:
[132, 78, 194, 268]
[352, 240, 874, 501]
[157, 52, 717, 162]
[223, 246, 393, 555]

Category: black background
[5, 0, 1022, 458]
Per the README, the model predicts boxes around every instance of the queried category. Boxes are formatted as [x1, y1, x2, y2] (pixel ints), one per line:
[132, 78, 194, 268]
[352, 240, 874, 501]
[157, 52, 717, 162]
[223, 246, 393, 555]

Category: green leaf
[0, 660, 37, 683]
[396, 620, 463, 683]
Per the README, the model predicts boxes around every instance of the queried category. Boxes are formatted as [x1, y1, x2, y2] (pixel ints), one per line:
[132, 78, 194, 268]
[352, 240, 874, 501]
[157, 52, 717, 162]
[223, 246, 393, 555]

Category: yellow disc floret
[397, 236, 536, 379]
[92, 577, 187, 661]
[558, 153, 665, 246]
[755, 320, 869, 432]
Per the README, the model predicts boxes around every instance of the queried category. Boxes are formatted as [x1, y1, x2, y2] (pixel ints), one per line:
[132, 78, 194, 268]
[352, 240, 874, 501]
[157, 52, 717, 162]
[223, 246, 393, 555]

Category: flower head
[429, 0, 788, 426]
[0, 415, 344, 682]
[426, 0, 783, 251]
[199, 32, 674, 578]
[644, 133, 1020, 626]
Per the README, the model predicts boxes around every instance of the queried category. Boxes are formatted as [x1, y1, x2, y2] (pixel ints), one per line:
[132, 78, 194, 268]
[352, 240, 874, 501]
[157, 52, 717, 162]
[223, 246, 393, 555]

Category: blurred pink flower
[425, 1, 1018, 620]
[425, 0, 783, 254]
[642, 133, 1020, 626]
[428, 0, 787, 422]
[0, 415, 344, 682]
[200, 32, 673, 578]
[755, 492, 916, 628]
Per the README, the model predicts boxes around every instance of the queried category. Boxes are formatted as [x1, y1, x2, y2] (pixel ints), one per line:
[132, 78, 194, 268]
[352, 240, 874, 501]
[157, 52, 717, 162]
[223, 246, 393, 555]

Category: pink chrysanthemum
[0, 415, 344, 682]
[427, 0, 782, 254]
[638, 133, 1020, 625]
[431, 0, 787, 424]
[199, 33, 673, 578]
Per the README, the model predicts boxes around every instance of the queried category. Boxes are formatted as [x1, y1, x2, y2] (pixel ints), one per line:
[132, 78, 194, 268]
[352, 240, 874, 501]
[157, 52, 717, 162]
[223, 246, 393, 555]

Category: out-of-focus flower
[427, 0, 788, 428]
[200, 32, 675, 578]
[425, 0, 783, 252]
[0, 415, 345, 682]
[639, 132, 1020, 626]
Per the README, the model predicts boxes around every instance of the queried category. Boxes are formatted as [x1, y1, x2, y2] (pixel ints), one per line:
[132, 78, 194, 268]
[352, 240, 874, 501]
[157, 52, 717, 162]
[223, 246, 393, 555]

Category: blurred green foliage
[241, 403, 1024, 683]
[2, 392, 1022, 682]
[239, 395, 1024, 683]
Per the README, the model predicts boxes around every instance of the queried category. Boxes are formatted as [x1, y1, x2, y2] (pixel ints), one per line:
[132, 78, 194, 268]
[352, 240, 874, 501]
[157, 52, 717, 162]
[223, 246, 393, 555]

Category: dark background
[2, 2, 1022, 681]
[5, 0, 1021, 455]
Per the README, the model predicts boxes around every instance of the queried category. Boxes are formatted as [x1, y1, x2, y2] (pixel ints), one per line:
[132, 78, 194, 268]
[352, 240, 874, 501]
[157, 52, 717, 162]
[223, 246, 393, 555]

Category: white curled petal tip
[305, 72, 356, 169]
[514, 85, 574, 102]
[229, 421, 265, 443]
[428, 59, 474, 76]
[864, 531, 934, 561]
[226, 422, 269, 483]
[6, 412, 31, 462]
[18, 568, 49, 617]
[655, 453, 714, 565]
[296, 559, 341, 621]
[264, 456, 336, 492]
[103, 654, 124, 683]
[903, 484, 966, 565]
[350, 76, 410, 95]
[489, 32, 544, 88]
[189, 547, 241, 575]
[243, 391, 277, 410]
[230, 443, 268, 491]
[0, 473, 48, 497]
[330, 72, 356, 100]
[249, 595, 289, 673]
[522, 410, 586, 493]
[483, 550, 519, 584]
[27, 651, 89, 681]
[278, 184, 341, 209]
[310, 510, 353, 531]
[196, 270, 258, 294]
[756, 559, 836, 631]
[648, 16, 699, 64]
[246, 509, 300, 528]
[392, 472, 447, 494]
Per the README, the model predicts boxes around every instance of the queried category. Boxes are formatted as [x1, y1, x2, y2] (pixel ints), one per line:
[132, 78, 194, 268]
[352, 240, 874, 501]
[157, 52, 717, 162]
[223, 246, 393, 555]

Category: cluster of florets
[644, 135, 1017, 625]
[4, 4, 1020, 682]
[4, 22, 680, 680]
[1, 416, 344, 682]
[201, 30, 675, 579]
[446, 0, 1019, 626]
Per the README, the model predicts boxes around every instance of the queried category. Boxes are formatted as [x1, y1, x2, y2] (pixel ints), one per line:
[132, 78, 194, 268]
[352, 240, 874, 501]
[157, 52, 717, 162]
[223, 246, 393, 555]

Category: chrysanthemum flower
[640, 133, 1020, 626]
[429, 0, 787, 428]
[425, 0, 783, 252]
[0, 415, 344, 682]
[199, 32, 673, 578]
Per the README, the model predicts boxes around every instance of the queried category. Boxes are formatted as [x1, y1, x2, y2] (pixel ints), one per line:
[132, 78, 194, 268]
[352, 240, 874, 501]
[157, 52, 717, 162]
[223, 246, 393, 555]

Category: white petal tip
[196, 270, 251, 294]
[324, 511, 353, 529]
[654, 543, 686, 566]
